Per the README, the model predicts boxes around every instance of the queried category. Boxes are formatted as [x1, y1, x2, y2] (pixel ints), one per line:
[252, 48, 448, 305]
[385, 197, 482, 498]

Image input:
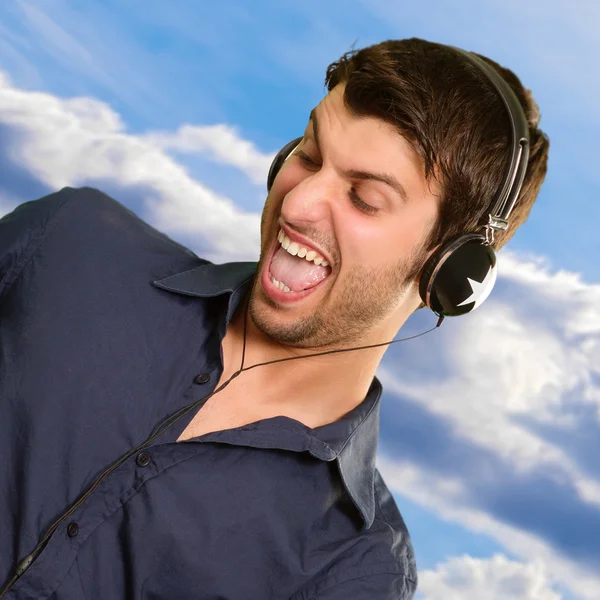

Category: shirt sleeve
[0, 187, 75, 300]
[290, 571, 417, 600]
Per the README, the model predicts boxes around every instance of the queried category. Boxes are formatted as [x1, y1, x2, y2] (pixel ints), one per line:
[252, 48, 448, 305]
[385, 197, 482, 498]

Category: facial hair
[249, 204, 429, 350]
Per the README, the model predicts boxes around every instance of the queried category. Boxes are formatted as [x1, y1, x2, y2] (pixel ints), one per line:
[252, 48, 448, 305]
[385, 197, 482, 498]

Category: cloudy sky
[1, 1, 599, 599]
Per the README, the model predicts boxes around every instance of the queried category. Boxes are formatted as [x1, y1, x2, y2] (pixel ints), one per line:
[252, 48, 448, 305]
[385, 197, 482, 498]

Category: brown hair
[324, 38, 550, 310]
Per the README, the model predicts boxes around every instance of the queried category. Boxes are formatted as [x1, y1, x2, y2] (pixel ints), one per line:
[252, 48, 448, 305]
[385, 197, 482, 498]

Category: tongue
[270, 247, 331, 292]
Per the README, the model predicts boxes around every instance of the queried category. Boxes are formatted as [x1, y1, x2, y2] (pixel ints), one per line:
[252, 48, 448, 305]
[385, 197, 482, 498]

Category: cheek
[337, 216, 396, 258]
[260, 192, 279, 243]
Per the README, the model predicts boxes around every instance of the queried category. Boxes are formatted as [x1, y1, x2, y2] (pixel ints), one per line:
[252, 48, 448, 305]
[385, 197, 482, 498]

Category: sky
[0, 1, 599, 599]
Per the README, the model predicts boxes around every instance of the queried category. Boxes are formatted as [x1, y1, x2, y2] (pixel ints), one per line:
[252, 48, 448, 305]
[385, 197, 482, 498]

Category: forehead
[307, 85, 420, 158]
[305, 85, 434, 195]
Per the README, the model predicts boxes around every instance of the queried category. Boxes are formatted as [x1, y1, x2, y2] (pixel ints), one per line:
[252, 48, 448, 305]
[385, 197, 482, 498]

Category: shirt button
[194, 373, 211, 384]
[136, 452, 151, 467]
[67, 522, 79, 538]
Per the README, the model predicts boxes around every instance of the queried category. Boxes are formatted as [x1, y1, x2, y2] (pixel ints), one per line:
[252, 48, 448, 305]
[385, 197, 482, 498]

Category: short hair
[324, 38, 550, 311]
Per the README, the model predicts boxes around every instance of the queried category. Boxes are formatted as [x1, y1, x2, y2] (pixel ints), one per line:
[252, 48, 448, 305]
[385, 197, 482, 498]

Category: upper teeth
[278, 230, 330, 267]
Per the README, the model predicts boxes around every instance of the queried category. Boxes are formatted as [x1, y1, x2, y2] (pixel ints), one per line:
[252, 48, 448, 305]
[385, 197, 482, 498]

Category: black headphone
[266, 46, 531, 318]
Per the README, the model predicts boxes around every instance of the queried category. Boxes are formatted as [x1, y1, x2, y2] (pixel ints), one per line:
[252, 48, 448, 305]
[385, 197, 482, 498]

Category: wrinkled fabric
[0, 187, 417, 599]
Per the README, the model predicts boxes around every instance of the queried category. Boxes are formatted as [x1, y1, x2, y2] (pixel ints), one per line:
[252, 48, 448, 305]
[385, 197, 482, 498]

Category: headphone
[265, 46, 531, 319]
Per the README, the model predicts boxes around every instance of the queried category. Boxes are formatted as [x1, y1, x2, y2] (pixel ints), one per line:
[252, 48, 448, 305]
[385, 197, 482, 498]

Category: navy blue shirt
[0, 187, 417, 599]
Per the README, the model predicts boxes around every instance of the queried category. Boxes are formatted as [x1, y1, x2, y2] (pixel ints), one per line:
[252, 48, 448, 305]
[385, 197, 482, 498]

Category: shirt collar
[152, 261, 382, 530]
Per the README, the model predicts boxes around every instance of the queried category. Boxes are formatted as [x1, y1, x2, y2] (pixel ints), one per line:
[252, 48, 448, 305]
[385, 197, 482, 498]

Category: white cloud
[0, 69, 275, 263]
[416, 554, 561, 600]
[144, 124, 275, 186]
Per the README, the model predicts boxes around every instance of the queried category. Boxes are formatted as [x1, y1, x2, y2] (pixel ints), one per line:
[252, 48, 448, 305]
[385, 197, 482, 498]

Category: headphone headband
[449, 47, 531, 244]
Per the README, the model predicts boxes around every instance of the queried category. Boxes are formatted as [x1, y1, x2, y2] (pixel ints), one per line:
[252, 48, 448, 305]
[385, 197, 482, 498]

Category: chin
[249, 289, 325, 348]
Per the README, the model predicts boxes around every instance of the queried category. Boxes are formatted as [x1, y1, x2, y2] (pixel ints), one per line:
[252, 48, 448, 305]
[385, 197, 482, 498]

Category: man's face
[249, 84, 440, 349]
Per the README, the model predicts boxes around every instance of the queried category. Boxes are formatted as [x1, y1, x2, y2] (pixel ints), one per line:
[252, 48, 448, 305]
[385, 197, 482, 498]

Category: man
[0, 38, 549, 599]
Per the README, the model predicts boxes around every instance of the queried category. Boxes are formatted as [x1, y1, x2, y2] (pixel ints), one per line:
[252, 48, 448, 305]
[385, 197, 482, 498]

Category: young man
[0, 38, 549, 599]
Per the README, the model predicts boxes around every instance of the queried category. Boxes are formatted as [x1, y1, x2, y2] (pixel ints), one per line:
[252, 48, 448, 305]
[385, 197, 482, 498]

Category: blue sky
[1, 1, 599, 598]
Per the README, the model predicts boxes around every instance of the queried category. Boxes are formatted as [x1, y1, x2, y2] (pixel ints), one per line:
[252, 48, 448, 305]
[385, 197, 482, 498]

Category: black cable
[235, 293, 444, 373]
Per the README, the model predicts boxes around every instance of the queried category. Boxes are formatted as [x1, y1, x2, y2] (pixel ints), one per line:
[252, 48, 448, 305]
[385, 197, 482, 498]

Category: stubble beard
[248, 222, 428, 350]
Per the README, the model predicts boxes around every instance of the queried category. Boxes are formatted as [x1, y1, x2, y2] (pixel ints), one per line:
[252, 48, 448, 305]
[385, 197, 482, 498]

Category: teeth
[277, 230, 331, 269]
[270, 274, 292, 293]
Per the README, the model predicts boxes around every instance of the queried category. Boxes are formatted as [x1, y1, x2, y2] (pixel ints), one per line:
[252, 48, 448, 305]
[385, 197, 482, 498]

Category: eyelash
[296, 151, 379, 215]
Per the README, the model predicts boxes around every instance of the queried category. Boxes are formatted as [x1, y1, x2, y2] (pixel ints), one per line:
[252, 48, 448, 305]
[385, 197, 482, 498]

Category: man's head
[249, 38, 549, 350]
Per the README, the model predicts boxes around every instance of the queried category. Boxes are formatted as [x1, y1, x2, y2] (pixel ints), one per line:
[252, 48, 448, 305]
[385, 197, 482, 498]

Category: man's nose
[280, 172, 340, 225]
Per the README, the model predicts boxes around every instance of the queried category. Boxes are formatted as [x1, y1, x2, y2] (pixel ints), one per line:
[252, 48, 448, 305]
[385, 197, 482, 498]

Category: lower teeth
[270, 275, 292, 293]
[270, 274, 314, 294]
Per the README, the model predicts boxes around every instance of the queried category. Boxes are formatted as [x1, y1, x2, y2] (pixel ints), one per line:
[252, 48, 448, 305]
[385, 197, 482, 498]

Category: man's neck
[219, 300, 387, 427]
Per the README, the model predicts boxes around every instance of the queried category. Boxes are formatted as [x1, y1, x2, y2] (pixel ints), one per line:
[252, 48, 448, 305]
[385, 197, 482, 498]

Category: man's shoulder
[1, 186, 127, 231]
[0, 186, 201, 300]
[0, 186, 130, 256]
[0, 186, 84, 298]
[53, 187, 200, 259]
[6, 185, 201, 254]
[37, 186, 165, 245]
[1, 185, 191, 246]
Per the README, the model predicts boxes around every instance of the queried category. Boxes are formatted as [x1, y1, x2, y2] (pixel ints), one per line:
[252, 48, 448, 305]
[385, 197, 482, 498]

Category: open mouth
[262, 228, 333, 303]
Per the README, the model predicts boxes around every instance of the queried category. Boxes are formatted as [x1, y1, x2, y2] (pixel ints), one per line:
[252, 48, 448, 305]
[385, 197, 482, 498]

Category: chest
[176, 373, 280, 441]
[176, 395, 258, 441]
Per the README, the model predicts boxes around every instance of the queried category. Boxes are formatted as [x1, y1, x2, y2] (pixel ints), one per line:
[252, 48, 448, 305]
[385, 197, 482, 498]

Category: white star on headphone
[457, 264, 497, 310]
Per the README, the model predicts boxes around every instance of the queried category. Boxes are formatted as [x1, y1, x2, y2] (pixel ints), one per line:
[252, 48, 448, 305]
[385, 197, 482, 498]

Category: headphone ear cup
[419, 233, 498, 317]
[267, 137, 304, 192]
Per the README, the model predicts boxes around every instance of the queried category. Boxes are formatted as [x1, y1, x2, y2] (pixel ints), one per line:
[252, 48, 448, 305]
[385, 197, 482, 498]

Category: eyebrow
[308, 108, 409, 203]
